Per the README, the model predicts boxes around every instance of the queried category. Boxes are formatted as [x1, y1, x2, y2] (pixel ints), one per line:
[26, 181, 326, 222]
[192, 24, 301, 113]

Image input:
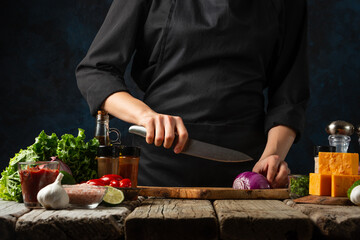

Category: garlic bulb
[37, 173, 69, 209]
[350, 185, 360, 205]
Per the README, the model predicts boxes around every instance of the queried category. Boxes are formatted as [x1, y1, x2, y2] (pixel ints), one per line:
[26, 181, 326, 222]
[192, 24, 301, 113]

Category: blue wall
[1, 0, 360, 175]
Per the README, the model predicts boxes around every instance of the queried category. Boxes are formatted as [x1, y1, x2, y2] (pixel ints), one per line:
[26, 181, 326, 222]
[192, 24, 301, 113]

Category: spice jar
[96, 146, 120, 177]
[118, 146, 140, 188]
[313, 145, 336, 173]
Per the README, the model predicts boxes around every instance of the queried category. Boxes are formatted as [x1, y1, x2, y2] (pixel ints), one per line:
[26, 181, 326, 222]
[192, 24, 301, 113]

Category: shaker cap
[326, 120, 354, 136]
[97, 145, 119, 157]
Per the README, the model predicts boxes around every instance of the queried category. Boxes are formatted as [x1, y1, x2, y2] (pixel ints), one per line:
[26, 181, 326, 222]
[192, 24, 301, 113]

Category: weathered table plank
[285, 199, 360, 240]
[0, 200, 31, 240]
[125, 198, 218, 240]
[4, 198, 360, 239]
[13, 199, 142, 240]
[214, 200, 313, 240]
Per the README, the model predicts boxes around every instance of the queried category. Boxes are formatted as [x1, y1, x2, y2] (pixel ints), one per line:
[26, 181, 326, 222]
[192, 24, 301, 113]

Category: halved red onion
[233, 171, 271, 190]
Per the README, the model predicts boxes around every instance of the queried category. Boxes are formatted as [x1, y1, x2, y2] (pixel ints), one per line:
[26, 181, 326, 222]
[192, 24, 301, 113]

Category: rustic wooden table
[1, 198, 360, 240]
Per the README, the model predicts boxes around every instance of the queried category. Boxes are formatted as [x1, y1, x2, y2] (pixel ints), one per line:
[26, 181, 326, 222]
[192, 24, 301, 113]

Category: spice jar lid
[97, 146, 119, 157]
[313, 145, 336, 157]
[119, 146, 141, 157]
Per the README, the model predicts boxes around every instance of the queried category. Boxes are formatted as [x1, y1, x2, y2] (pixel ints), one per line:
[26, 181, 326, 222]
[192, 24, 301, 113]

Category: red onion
[50, 156, 73, 175]
[233, 171, 271, 190]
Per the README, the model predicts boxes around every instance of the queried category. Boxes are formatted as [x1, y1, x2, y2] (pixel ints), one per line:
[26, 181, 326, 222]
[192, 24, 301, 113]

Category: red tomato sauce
[19, 167, 59, 203]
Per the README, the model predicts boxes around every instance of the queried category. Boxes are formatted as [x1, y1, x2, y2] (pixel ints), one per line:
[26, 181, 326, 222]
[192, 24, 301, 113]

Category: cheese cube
[318, 152, 359, 175]
[309, 173, 331, 196]
[331, 174, 360, 197]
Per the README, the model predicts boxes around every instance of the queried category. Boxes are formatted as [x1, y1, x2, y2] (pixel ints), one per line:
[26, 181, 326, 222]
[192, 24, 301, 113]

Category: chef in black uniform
[76, 0, 309, 188]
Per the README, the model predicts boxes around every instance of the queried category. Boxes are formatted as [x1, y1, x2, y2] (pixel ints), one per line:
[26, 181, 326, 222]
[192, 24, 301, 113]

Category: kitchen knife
[128, 125, 253, 163]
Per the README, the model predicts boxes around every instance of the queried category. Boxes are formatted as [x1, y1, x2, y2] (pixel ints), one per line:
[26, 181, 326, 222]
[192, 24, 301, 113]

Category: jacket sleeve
[76, 0, 148, 115]
[265, 0, 310, 142]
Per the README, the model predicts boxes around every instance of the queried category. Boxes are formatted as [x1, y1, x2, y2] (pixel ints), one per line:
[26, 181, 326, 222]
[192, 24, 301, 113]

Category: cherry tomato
[109, 180, 120, 188]
[100, 174, 123, 185]
[86, 179, 106, 186]
[119, 178, 132, 188]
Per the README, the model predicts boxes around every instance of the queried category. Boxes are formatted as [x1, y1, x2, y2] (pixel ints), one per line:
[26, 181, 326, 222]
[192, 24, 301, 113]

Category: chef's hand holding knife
[137, 112, 188, 154]
[103, 91, 291, 188]
[102, 91, 189, 154]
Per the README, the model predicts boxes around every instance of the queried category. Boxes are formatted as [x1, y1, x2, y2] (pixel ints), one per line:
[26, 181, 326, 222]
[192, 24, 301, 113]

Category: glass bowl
[63, 184, 107, 209]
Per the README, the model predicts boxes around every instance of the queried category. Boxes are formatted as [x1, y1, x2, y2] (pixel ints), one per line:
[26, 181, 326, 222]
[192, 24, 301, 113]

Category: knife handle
[129, 125, 147, 138]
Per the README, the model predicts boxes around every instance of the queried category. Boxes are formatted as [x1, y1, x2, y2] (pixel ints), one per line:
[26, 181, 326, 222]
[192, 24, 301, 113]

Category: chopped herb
[289, 175, 309, 198]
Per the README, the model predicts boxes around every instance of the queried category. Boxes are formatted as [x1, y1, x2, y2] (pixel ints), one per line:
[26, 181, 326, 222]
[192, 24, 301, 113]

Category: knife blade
[128, 125, 253, 163]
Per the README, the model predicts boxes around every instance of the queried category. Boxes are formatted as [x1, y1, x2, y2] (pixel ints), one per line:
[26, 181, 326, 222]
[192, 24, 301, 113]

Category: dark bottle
[95, 110, 121, 146]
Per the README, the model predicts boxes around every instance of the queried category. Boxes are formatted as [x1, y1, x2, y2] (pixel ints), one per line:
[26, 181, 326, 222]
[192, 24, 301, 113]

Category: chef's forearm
[102, 91, 155, 125]
[260, 125, 296, 161]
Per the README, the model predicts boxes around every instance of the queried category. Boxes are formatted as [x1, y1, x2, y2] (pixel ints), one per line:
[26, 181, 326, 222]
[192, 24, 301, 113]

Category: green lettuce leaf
[57, 129, 99, 183]
[31, 131, 58, 161]
[0, 131, 58, 202]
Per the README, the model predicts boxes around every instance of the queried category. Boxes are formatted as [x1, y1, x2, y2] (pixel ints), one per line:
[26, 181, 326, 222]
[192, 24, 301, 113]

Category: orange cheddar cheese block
[309, 173, 331, 196]
[331, 174, 360, 197]
[318, 152, 359, 175]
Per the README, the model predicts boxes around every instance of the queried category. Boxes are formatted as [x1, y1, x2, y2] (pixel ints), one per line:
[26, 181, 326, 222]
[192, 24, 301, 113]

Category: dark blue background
[1, 0, 360, 175]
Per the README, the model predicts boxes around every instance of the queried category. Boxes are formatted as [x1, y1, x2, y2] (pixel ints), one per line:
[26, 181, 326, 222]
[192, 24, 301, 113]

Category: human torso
[131, 0, 282, 186]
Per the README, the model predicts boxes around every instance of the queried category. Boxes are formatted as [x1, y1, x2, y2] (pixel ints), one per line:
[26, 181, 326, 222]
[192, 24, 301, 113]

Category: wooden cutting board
[137, 186, 289, 200]
[293, 195, 353, 205]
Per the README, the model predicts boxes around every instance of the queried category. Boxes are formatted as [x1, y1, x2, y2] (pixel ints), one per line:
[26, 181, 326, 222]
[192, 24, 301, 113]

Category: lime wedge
[103, 186, 125, 205]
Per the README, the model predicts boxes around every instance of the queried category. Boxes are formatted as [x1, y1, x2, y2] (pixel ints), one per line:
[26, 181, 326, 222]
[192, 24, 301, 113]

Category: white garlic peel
[350, 185, 360, 205]
[37, 172, 69, 209]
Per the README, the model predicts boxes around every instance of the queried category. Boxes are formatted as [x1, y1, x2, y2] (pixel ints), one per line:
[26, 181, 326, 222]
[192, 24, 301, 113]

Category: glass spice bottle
[94, 110, 121, 146]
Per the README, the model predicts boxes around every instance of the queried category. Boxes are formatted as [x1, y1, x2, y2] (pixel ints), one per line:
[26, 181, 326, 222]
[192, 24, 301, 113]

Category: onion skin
[233, 172, 271, 190]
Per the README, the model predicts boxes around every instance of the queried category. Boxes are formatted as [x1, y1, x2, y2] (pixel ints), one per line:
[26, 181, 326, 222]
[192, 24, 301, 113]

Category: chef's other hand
[252, 155, 290, 188]
[139, 113, 188, 154]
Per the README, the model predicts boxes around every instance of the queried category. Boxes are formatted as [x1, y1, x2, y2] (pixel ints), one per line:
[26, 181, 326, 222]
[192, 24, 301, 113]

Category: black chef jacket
[76, 0, 309, 187]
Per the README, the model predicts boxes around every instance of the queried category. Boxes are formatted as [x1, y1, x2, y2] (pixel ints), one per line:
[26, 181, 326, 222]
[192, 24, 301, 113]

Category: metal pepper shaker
[326, 120, 354, 153]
